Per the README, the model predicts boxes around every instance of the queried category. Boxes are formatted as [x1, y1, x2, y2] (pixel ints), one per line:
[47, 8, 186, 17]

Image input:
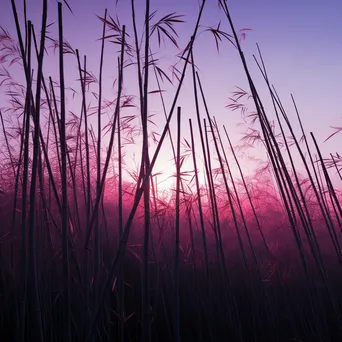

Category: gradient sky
[1, 0, 342, 190]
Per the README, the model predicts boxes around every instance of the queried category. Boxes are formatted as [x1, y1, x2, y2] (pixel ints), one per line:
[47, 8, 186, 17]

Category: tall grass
[0, 1, 342, 341]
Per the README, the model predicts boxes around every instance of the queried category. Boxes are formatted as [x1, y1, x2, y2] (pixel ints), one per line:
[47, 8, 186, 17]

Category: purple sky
[1, 0, 342, 190]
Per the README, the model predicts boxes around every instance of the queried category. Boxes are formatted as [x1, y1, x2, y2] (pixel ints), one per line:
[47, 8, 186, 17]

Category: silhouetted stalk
[93, 9, 107, 316]
[17, 20, 32, 342]
[117, 57, 125, 342]
[47, 77, 62, 172]
[173, 107, 181, 342]
[189, 119, 209, 281]
[190, 50, 222, 268]
[186, 203, 197, 269]
[142, 1, 152, 340]
[76, 51, 91, 224]
[23, 0, 28, 55]
[149, 173, 174, 339]
[58, 3, 71, 341]
[27, 0, 48, 340]
[204, 120, 226, 263]
[76, 50, 92, 327]
[189, 118, 215, 340]
[130, 0, 146, 193]
[37, 138, 53, 341]
[79, 131, 87, 208]
[72, 83, 86, 190]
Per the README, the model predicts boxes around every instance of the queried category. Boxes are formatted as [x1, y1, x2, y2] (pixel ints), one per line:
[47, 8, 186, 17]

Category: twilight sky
[1, 0, 342, 189]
